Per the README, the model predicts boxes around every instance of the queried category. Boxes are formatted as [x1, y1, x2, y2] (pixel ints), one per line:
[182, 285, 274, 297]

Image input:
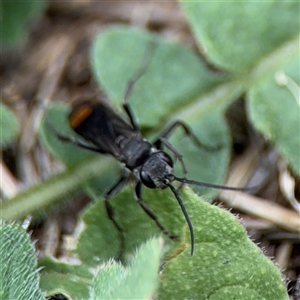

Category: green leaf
[157, 190, 288, 300]
[91, 238, 163, 300]
[0, 223, 44, 300]
[39, 256, 93, 300]
[181, 1, 299, 73]
[0, 0, 46, 46]
[0, 103, 20, 147]
[179, 3, 299, 174]
[247, 54, 300, 175]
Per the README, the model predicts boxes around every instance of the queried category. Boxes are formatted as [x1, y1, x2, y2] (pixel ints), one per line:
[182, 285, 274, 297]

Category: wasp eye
[140, 170, 156, 189]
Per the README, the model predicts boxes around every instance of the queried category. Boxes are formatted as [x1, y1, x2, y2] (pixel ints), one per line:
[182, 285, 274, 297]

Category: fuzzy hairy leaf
[0, 223, 44, 300]
[91, 238, 163, 300]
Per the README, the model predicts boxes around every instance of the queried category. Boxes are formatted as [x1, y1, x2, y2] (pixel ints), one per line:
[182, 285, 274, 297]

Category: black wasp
[57, 47, 248, 259]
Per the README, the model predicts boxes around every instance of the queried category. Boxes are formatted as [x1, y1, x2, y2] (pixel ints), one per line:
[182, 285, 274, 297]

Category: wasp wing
[69, 101, 136, 157]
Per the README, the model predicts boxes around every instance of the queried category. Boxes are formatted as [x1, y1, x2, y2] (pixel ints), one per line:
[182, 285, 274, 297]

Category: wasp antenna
[172, 175, 255, 192]
[165, 182, 194, 255]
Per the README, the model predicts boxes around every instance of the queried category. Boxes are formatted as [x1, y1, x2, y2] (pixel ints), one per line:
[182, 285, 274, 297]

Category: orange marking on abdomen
[69, 104, 93, 129]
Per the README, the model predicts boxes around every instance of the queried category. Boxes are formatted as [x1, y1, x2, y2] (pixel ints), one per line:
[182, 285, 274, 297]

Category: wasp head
[140, 151, 174, 189]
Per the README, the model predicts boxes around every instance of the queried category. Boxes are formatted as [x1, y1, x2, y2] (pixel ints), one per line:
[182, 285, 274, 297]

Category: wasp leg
[154, 120, 222, 186]
[56, 133, 103, 153]
[157, 137, 188, 180]
[122, 41, 157, 131]
[134, 181, 177, 240]
[46, 117, 103, 153]
[104, 174, 130, 261]
[155, 120, 221, 151]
